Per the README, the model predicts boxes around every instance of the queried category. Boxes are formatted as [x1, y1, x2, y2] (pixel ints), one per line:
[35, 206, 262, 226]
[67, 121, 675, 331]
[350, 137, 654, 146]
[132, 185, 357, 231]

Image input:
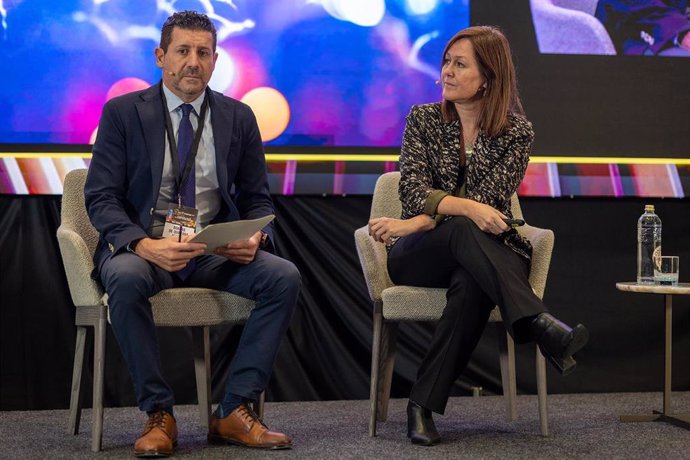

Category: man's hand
[134, 236, 207, 272]
[213, 231, 262, 264]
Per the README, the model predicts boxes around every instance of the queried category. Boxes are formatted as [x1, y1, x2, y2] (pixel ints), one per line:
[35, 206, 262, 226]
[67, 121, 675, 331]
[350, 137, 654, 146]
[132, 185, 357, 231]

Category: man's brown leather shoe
[134, 411, 178, 457]
[208, 403, 292, 449]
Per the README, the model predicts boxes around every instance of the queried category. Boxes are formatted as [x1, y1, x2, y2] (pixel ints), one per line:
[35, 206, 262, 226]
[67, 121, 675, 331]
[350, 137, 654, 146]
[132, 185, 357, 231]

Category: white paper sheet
[190, 215, 275, 254]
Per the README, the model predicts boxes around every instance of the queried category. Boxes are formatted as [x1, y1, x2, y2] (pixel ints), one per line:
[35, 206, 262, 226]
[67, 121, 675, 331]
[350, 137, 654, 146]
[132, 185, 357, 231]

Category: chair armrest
[57, 226, 104, 307]
[519, 224, 555, 299]
[354, 226, 394, 302]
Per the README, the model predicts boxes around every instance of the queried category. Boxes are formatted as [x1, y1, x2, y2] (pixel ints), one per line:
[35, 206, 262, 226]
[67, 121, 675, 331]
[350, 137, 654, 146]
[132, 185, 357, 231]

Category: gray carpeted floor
[1, 392, 689, 459]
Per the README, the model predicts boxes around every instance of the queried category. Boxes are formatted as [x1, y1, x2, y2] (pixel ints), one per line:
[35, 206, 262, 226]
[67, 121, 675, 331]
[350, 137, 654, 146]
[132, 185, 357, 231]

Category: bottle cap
[644, 204, 655, 212]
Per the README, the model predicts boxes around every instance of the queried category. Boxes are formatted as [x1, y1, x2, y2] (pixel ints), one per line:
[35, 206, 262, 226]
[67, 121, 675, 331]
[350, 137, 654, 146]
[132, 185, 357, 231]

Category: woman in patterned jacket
[368, 26, 589, 446]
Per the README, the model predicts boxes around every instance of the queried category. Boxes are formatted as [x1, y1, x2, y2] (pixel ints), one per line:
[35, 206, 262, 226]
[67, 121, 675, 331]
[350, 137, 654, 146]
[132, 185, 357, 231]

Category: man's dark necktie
[177, 103, 196, 280]
[177, 103, 195, 208]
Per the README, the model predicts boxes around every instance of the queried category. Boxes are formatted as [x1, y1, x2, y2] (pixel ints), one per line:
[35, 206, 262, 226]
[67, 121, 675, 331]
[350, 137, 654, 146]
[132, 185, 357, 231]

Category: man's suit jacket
[85, 82, 274, 274]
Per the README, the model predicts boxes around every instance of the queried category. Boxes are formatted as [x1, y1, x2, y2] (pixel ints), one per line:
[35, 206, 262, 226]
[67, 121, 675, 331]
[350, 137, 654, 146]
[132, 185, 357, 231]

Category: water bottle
[637, 204, 662, 284]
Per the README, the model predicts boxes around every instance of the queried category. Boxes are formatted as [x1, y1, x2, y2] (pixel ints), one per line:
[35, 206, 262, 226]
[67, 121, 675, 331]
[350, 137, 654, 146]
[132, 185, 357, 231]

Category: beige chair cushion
[382, 286, 503, 322]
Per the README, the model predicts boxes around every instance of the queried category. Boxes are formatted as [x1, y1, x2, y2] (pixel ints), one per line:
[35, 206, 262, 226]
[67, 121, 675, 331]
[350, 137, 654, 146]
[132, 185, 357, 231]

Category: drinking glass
[655, 256, 679, 286]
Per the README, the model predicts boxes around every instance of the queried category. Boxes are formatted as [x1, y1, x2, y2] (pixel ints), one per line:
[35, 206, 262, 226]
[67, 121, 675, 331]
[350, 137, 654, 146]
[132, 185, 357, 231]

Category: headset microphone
[168, 71, 176, 76]
[435, 80, 441, 85]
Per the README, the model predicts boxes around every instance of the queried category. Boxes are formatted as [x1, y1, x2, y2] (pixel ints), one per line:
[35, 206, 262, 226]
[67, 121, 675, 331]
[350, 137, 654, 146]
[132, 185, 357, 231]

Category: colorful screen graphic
[530, 0, 690, 57]
[0, 0, 469, 147]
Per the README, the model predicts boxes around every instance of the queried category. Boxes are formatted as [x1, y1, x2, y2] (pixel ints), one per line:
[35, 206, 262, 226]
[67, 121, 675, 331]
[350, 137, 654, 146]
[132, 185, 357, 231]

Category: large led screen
[468, 1, 690, 161]
[0, 0, 469, 147]
[531, 0, 690, 57]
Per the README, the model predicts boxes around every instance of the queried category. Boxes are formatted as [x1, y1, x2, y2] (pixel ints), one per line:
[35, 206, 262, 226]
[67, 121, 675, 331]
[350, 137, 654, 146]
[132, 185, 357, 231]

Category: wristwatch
[127, 239, 142, 253]
[259, 231, 269, 249]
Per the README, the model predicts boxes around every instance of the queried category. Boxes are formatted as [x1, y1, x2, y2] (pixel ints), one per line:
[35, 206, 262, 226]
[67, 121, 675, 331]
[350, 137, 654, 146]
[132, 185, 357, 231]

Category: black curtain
[2, 195, 690, 410]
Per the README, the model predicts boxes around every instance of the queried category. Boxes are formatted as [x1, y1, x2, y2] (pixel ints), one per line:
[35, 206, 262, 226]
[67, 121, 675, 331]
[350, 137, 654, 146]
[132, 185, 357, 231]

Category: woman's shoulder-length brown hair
[440, 26, 524, 138]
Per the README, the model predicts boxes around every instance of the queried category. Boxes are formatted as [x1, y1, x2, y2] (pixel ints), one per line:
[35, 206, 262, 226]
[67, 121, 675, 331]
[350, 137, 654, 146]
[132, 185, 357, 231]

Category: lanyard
[161, 85, 210, 205]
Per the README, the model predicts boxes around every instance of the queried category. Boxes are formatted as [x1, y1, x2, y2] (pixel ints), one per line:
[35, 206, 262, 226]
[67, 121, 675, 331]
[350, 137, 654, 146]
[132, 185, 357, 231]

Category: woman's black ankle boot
[531, 312, 589, 376]
[407, 400, 440, 446]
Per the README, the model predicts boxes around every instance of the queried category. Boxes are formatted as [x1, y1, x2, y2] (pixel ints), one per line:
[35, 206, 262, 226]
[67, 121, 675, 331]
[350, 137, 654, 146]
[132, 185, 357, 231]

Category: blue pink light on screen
[0, 0, 467, 147]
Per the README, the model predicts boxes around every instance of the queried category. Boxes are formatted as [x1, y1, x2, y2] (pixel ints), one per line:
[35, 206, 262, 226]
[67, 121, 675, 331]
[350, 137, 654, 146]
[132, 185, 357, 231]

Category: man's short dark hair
[160, 11, 217, 52]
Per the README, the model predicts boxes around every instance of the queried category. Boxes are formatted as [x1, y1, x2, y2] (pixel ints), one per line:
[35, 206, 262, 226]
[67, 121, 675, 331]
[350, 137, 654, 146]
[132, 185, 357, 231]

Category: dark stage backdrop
[1, 195, 690, 411]
[473, 2, 690, 159]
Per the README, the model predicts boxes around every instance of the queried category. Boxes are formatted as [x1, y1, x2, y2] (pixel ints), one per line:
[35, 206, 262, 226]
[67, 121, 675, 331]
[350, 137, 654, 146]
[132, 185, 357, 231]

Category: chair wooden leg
[68, 326, 87, 435]
[369, 304, 383, 437]
[536, 346, 549, 436]
[192, 327, 212, 428]
[376, 322, 397, 423]
[496, 326, 517, 421]
[91, 310, 106, 452]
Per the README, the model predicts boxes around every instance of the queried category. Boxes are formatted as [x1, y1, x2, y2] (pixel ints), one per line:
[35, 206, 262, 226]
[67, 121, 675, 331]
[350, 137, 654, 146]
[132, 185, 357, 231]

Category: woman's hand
[368, 214, 436, 243]
[436, 196, 510, 235]
[465, 200, 509, 235]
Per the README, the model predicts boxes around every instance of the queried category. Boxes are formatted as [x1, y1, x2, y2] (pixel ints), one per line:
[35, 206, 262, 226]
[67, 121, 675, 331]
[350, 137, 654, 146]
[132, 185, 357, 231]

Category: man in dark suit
[595, 0, 690, 55]
[85, 10, 299, 457]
